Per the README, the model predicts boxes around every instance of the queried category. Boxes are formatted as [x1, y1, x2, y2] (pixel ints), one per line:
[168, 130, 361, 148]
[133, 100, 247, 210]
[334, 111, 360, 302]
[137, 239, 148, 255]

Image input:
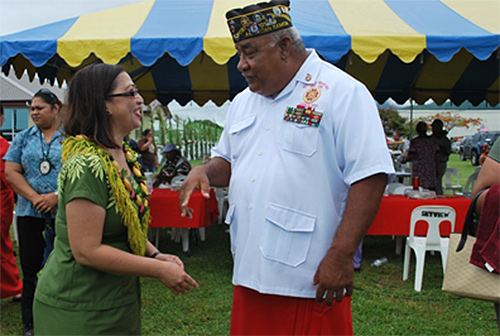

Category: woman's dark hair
[64, 63, 124, 148]
[33, 88, 62, 108]
[416, 121, 428, 136]
[142, 129, 151, 137]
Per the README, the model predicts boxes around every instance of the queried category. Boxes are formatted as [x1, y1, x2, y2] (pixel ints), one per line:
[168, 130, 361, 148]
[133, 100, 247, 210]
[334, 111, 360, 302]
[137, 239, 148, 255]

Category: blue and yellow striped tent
[1, 0, 498, 106]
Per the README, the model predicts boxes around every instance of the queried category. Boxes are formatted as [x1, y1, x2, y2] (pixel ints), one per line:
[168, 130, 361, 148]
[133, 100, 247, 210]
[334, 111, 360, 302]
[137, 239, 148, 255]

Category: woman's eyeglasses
[106, 89, 140, 98]
[34, 88, 58, 103]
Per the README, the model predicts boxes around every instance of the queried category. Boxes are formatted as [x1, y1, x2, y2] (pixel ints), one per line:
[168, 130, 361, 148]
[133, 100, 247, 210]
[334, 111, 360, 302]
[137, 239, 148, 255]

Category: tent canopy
[1, 0, 499, 107]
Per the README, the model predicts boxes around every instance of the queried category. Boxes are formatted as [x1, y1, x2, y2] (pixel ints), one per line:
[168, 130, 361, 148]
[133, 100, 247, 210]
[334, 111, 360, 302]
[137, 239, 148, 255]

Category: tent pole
[409, 99, 414, 139]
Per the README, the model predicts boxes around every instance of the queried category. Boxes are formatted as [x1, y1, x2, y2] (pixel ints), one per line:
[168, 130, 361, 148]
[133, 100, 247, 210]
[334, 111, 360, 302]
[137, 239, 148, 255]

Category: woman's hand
[32, 192, 58, 214]
[155, 253, 185, 270]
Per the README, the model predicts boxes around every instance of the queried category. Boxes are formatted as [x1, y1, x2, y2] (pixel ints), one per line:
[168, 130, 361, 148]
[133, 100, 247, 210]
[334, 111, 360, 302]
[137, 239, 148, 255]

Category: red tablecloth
[366, 195, 471, 236]
[149, 188, 219, 228]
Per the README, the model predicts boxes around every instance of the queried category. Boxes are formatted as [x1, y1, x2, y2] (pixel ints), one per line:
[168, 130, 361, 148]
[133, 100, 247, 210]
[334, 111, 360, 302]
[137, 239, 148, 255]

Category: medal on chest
[40, 160, 51, 175]
[303, 86, 321, 104]
[283, 105, 323, 127]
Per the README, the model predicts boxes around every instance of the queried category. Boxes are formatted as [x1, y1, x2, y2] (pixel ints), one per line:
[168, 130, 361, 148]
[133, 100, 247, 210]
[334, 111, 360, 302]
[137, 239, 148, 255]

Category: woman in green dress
[33, 64, 198, 335]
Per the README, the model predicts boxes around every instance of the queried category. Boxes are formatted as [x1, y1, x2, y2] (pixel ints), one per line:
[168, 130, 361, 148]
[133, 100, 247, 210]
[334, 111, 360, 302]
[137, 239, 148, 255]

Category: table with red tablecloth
[149, 188, 219, 252]
[366, 195, 471, 254]
[367, 195, 471, 235]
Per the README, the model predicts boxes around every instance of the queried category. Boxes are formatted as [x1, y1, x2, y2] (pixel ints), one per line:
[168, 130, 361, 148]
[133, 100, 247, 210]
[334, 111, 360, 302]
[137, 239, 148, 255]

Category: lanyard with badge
[39, 132, 55, 175]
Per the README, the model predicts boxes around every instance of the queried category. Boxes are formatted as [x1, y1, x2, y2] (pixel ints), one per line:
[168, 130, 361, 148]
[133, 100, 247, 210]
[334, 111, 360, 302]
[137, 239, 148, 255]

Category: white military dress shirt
[212, 49, 395, 298]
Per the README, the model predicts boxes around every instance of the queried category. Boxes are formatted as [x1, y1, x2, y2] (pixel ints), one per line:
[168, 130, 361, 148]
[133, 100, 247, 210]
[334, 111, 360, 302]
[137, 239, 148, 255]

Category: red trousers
[0, 193, 23, 299]
[230, 285, 353, 336]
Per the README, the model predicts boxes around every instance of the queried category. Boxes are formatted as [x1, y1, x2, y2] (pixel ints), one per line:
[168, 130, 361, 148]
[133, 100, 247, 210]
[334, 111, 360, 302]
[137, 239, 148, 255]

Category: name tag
[284, 106, 323, 127]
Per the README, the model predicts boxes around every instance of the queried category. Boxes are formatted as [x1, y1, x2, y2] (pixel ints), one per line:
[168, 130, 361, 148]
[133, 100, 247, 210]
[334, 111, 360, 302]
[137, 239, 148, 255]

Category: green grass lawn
[1, 153, 497, 335]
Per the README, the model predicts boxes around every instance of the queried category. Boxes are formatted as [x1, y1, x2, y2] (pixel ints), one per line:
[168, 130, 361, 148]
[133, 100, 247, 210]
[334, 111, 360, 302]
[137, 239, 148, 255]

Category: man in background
[431, 119, 451, 194]
[154, 144, 191, 187]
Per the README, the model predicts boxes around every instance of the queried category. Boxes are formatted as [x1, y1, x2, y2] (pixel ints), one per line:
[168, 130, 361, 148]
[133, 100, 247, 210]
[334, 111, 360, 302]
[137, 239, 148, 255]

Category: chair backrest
[387, 182, 405, 194]
[462, 170, 479, 197]
[444, 167, 460, 187]
[409, 205, 456, 247]
[393, 185, 412, 195]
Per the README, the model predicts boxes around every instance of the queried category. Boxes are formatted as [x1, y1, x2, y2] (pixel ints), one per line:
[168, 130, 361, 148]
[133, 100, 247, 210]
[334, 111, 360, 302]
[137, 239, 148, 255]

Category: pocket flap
[265, 203, 315, 232]
[229, 115, 256, 134]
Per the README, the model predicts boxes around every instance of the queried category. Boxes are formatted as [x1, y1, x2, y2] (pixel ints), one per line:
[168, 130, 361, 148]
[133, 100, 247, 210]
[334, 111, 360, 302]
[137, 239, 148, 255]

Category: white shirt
[212, 50, 395, 298]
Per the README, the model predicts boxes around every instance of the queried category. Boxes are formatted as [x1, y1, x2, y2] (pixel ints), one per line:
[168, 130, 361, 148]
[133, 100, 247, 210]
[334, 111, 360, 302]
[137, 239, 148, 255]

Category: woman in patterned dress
[406, 121, 440, 190]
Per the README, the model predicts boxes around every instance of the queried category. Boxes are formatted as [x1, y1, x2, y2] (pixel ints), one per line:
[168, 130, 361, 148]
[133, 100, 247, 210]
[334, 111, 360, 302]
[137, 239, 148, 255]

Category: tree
[378, 107, 409, 137]
[416, 111, 482, 133]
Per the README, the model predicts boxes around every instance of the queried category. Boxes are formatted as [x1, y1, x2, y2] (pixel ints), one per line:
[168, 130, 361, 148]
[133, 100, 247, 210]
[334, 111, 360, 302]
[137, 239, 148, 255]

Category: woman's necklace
[109, 143, 151, 216]
[39, 129, 56, 175]
[62, 135, 151, 255]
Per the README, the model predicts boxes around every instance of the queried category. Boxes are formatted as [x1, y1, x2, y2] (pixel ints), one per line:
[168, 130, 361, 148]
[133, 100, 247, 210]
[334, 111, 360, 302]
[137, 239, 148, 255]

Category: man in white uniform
[179, 1, 394, 334]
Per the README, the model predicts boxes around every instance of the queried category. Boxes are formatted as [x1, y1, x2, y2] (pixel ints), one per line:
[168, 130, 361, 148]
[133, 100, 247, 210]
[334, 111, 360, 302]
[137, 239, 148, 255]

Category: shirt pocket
[260, 202, 316, 267]
[278, 121, 319, 156]
[228, 115, 257, 161]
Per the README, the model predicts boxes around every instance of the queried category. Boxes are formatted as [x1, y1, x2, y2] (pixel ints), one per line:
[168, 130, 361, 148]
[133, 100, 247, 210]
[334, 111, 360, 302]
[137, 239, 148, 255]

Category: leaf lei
[61, 135, 151, 255]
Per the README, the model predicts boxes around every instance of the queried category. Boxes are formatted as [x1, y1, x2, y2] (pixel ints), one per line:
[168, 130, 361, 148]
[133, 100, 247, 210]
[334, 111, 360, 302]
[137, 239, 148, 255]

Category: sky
[0, 0, 144, 35]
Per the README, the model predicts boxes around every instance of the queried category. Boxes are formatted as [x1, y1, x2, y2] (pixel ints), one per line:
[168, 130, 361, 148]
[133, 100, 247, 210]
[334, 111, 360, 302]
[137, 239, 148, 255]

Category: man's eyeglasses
[106, 89, 140, 99]
[34, 88, 58, 104]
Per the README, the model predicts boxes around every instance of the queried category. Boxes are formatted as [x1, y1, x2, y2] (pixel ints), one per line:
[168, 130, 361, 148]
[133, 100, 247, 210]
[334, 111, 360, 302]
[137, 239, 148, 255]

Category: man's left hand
[312, 249, 354, 306]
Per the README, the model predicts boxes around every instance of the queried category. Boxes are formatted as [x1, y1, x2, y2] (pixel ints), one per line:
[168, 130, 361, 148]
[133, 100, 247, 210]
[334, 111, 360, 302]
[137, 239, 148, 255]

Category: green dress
[33, 153, 141, 335]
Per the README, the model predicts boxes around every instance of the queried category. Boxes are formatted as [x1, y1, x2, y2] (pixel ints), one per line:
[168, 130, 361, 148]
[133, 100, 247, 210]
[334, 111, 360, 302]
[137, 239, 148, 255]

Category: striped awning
[1, 0, 499, 106]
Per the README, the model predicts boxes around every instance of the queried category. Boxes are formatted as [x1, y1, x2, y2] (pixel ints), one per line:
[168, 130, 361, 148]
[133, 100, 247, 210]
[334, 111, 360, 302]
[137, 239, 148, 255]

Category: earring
[107, 110, 112, 116]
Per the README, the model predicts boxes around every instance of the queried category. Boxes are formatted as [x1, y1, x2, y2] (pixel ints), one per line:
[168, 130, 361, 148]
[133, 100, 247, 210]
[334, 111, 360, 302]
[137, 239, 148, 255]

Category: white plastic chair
[214, 187, 229, 224]
[403, 205, 456, 291]
[443, 167, 462, 194]
[387, 182, 404, 194]
[456, 166, 480, 199]
[393, 185, 412, 195]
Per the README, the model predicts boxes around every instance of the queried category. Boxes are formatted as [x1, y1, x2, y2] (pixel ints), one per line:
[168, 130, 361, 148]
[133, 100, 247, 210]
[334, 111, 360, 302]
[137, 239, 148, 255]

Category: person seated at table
[388, 131, 410, 173]
[404, 121, 439, 191]
[153, 144, 192, 187]
[387, 130, 409, 153]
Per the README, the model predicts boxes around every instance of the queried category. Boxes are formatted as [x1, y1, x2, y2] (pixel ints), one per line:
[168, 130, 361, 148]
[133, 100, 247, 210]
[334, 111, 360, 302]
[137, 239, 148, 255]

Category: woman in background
[137, 128, 158, 173]
[405, 121, 440, 191]
[33, 63, 197, 335]
[4, 89, 62, 335]
[0, 105, 23, 302]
